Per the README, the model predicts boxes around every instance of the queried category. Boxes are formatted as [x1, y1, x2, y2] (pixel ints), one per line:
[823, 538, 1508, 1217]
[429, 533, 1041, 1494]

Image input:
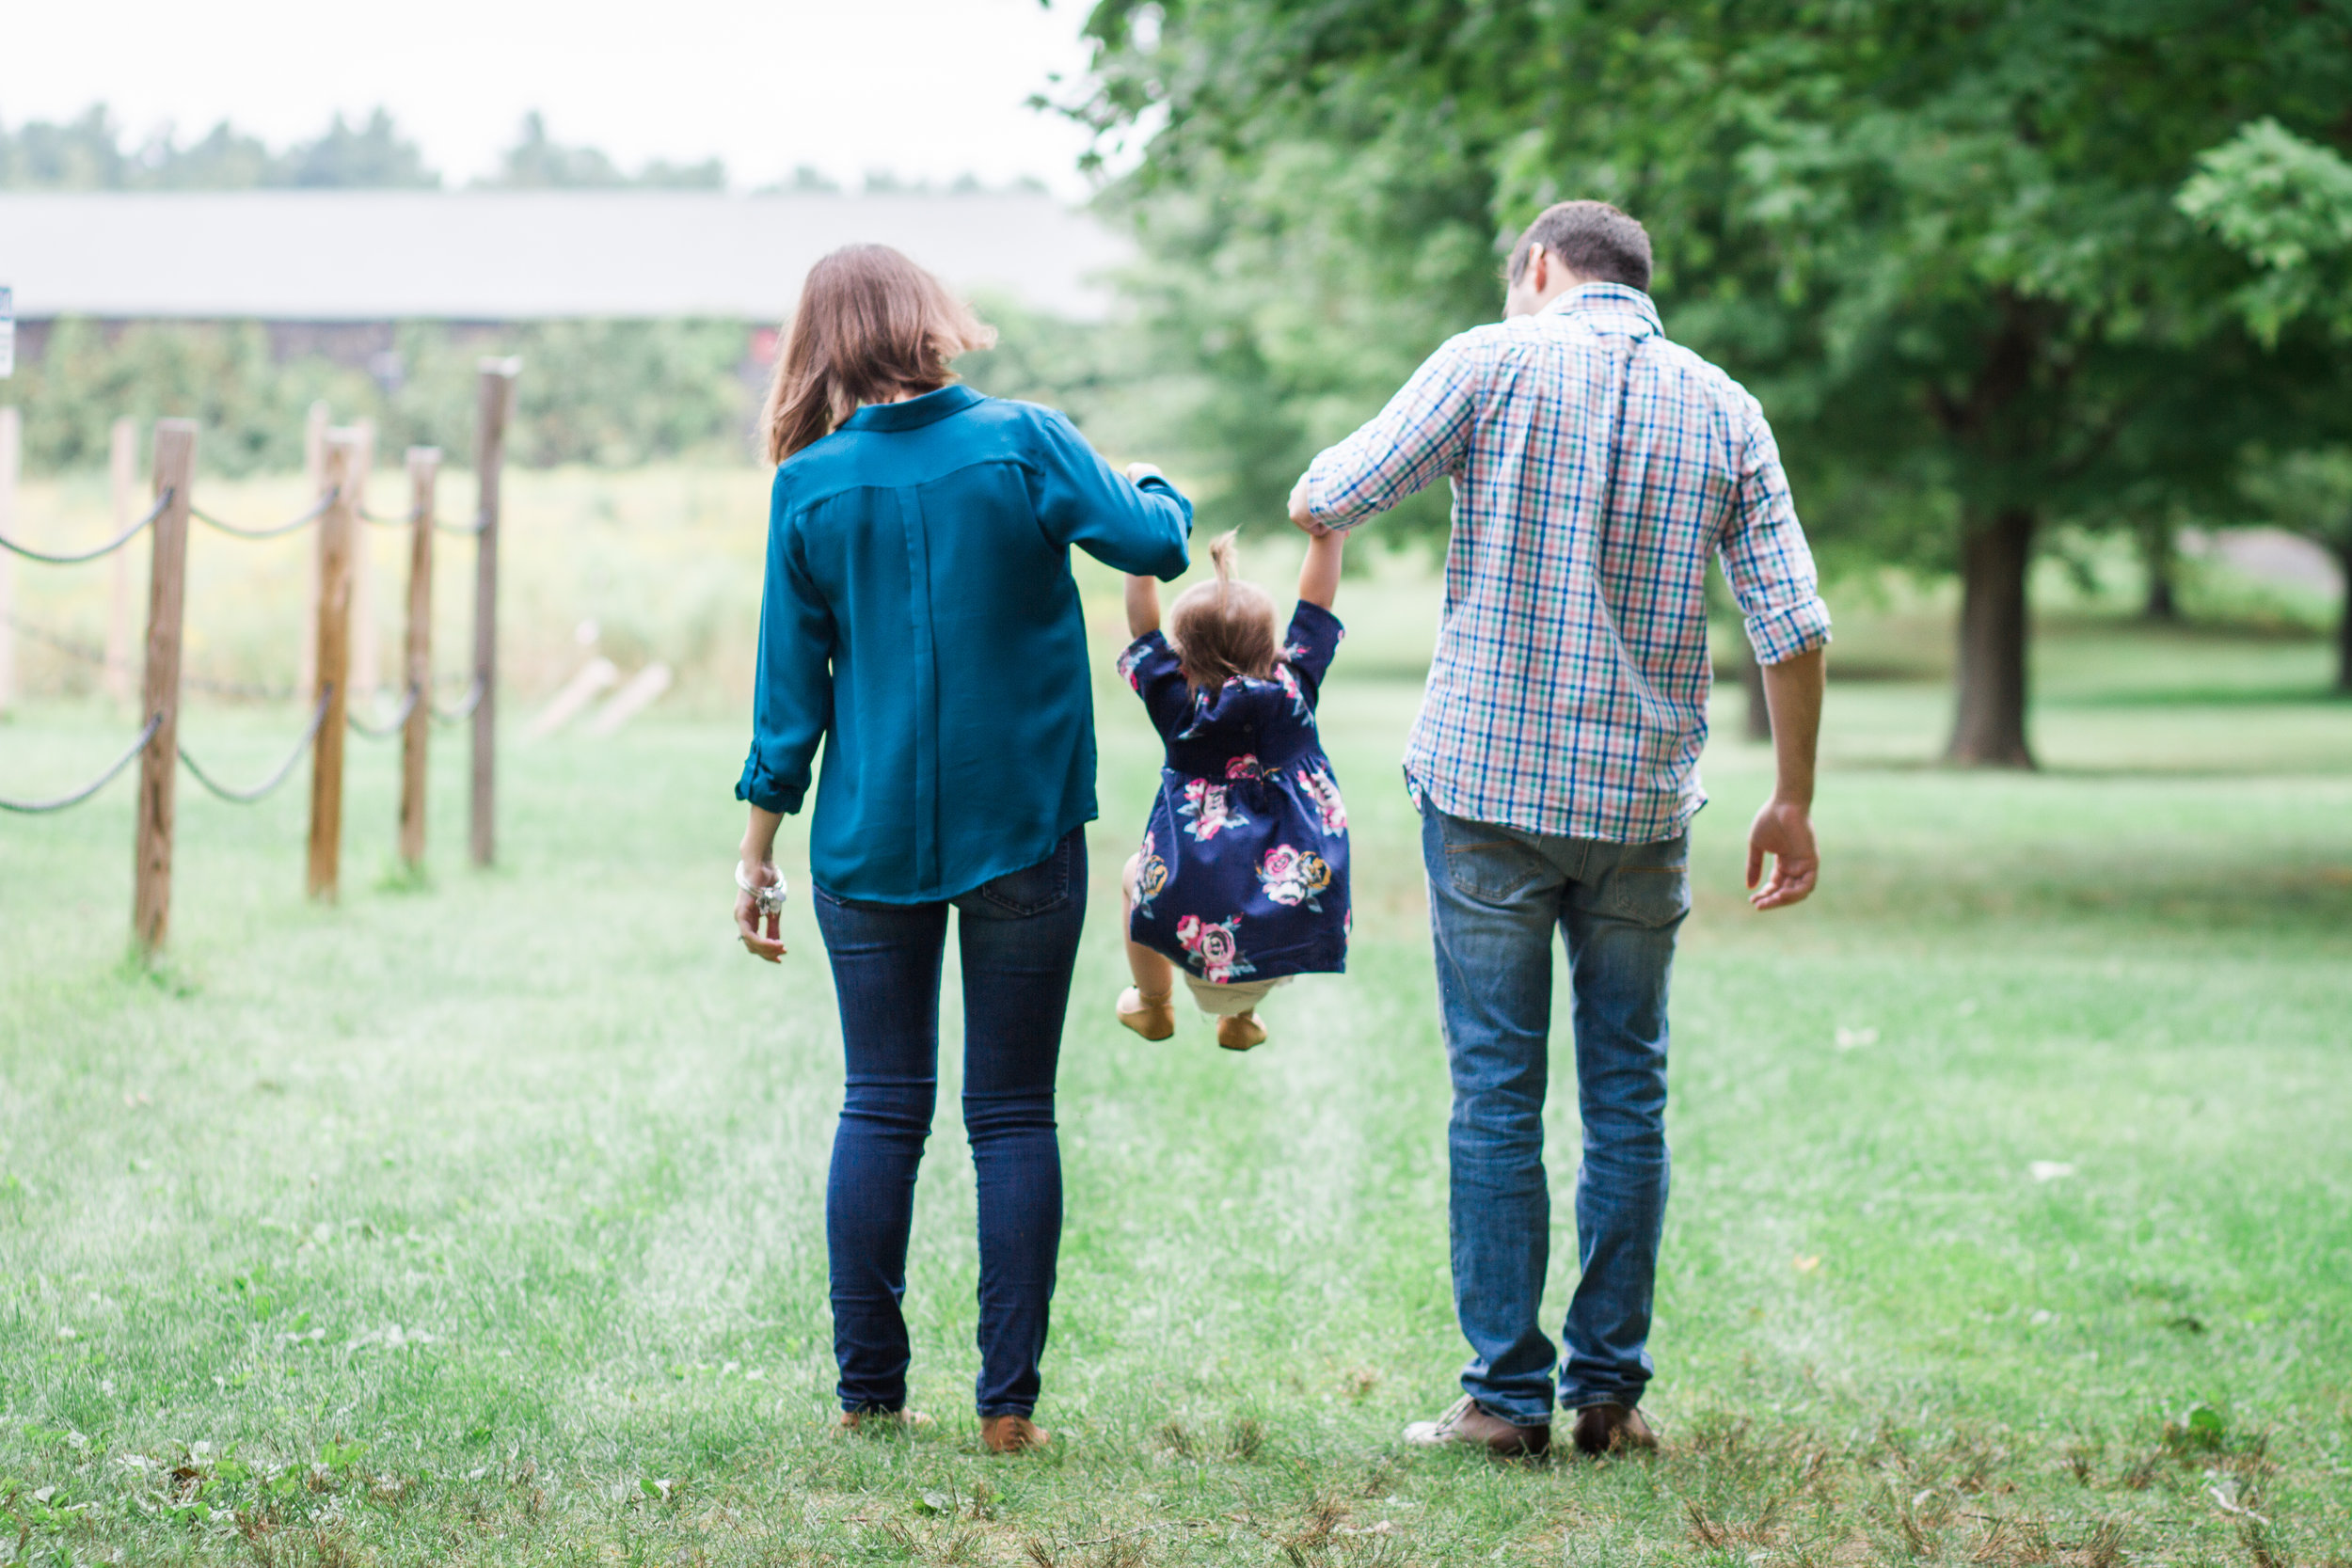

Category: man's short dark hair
[1506, 200, 1653, 293]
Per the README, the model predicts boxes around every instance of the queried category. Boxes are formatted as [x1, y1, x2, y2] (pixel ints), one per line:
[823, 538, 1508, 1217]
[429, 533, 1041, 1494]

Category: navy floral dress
[1117, 602, 1351, 984]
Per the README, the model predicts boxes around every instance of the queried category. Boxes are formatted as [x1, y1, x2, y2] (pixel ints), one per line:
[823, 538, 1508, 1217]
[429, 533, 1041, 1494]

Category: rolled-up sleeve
[1027, 409, 1193, 578]
[1305, 334, 1481, 529]
[736, 488, 834, 815]
[1720, 404, 1833, 665]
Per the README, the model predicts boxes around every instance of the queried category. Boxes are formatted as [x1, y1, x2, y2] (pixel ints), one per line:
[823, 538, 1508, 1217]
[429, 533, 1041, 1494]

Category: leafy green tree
[486, 112, 724, 190]
[0, 106, 132, 188]
[490, 112, 627, 188]
[2180, 116, 2352, 689]
[279, 109, 437, 189]
[1069, 0, 2352, 763]
[163, 122, 282, 188]
[0, 104, 438, 189]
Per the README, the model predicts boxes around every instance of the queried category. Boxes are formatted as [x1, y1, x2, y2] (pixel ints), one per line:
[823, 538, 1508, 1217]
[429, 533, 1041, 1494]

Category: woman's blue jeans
[1420, 801, 1688, 1423]
[810, 828, 1086, 1419]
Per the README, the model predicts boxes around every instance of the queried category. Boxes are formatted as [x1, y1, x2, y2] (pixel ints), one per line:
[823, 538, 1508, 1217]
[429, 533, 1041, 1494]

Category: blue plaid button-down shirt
[1303, 283, 1831, 844]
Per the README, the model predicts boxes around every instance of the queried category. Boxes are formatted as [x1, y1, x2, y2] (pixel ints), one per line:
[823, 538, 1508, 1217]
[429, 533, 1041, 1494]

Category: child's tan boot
[1216, 1013, 1266, 1052]
[1116, 987, 1176, 1040]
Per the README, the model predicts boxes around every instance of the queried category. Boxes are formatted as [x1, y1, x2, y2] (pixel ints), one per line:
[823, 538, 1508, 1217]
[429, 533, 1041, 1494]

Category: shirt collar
[1540, 282, 1662, 335]
[839, 383, 984, 433]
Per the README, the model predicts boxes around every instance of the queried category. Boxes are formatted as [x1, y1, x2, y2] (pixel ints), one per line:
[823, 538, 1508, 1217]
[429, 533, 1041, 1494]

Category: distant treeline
[9, 320, 758, 473]
[0, 105, 1043, 196]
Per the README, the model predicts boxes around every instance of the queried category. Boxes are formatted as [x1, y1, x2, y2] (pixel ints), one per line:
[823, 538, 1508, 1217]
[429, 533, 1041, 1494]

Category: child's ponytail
[1207, 531, 1240, 593]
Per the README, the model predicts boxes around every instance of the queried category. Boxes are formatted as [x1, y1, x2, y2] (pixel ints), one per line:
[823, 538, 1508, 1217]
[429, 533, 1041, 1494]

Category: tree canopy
[0, 106, 437, 190]
[1070, 0, 2352, 754]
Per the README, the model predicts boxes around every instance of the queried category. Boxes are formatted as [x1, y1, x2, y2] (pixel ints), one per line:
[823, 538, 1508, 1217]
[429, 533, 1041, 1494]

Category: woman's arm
[733, 486, 830, 964]
[1122, 462, 1168, 637]
[736, 805, 787, 960]
[1296, 528, 1345, 610]
[1027, 411, 1192, 578]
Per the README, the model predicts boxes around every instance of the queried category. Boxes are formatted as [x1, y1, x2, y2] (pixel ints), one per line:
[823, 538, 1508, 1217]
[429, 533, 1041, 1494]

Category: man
[1288, 200, 1830, 1457]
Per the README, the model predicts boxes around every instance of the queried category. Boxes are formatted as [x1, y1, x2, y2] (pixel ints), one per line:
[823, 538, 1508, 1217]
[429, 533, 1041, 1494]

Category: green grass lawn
[1, 593, 2348, 1566]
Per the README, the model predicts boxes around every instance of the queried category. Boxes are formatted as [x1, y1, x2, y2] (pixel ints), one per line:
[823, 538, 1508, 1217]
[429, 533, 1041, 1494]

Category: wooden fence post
[306, 434, 358, 902]
[470, 358, 519, 868]
[132, 420, 197, 957]
[106, 417, 138, 705]
[350, 418, 379, 704]
[0, 407, 17, 716]
[297, 400, 330, 705]
[399, 447, 439, 869]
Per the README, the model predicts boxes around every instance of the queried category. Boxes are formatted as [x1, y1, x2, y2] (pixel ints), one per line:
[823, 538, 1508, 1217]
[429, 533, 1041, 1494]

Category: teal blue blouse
[737, 385, 1193, 902]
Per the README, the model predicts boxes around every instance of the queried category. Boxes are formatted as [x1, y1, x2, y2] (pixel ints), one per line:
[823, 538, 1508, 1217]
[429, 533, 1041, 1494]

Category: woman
[732, 245, 1191, 1453]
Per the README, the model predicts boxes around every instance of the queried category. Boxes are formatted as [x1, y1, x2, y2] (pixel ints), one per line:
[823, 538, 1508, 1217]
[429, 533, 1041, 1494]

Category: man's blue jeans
[1421, 801, 1688, 1422]
[810, 829, 1086, 1419]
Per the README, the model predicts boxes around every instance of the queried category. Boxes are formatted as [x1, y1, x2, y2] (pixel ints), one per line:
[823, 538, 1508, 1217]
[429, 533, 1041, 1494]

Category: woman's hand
[738, 805, 787, 961]
[737, 861, 787, 961]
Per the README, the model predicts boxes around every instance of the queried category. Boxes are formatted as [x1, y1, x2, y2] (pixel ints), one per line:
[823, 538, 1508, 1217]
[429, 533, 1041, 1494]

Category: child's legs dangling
[1120, 852, 1174, 1000]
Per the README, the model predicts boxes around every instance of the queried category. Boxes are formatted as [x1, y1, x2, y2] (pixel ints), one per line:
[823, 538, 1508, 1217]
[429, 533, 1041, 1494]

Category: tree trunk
[2335, 541, 2352, 695]
[1737, 641, 1772, 742]
[1947, 505, 2037, 767]
[2142, 517, 2178, 621]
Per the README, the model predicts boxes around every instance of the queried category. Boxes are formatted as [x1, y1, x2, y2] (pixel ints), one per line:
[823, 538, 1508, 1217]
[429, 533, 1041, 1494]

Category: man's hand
[1125, 461, 1166, 486]
[1745, 798, 1818, 911]
[1286, 470, 1331, 536]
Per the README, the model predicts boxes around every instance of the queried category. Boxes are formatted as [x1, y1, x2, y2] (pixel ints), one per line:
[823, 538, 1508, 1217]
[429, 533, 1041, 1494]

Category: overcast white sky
[0, 0, 1113, 196]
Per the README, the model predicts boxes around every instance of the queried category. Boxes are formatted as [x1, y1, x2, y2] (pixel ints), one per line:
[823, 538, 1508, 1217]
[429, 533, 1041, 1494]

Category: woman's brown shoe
[979, 1414, 1052, 1453]
[1216, 1013, 1266, 1052]
[1117, 987, 1177, 1041]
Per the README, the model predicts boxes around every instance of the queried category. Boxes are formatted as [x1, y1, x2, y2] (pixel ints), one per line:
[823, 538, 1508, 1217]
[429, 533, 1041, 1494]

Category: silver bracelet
[736, 861, 788, 917]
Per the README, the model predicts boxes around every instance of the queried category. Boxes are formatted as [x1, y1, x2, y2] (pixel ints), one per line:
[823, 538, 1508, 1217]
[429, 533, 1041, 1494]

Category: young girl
[1115, 529, 1350, 1051]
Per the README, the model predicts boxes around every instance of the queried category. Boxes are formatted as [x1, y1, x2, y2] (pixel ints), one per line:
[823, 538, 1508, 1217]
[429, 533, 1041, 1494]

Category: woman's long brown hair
[760, 245, 996, 463]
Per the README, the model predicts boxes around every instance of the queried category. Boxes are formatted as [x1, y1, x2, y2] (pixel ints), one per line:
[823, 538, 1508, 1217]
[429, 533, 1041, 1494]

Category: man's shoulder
[1638, 336, 1766, 431]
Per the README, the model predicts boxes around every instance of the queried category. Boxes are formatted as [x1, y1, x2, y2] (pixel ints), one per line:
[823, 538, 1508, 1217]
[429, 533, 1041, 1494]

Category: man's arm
[1286, 333, 1481, 536]
[1746, 646, 1823, 910]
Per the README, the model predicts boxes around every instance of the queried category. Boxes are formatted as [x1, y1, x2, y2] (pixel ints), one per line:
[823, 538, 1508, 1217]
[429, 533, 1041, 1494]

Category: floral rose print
[1117, 641, 1152, 691]
[1296, 766, 1348, 834]
[1175, 913, 1256, 984]
[1256, 843, 1333, 911]
[1134, 831, 1169, 916]
[1180, 778, 1248, 840]
[1275, 662, 1309, 716]
[1225, 753, 1264, 781]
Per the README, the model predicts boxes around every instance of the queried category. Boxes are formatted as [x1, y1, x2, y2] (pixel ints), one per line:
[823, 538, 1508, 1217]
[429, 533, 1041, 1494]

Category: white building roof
[0, 190, 1131, 322]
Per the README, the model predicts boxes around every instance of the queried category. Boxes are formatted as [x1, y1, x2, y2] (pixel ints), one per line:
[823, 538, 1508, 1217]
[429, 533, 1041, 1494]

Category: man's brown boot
[980, 1414, 1052, 1453]
[1570, 1402, 1657, 1456]
[1402, 1395, 1550, 1457]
